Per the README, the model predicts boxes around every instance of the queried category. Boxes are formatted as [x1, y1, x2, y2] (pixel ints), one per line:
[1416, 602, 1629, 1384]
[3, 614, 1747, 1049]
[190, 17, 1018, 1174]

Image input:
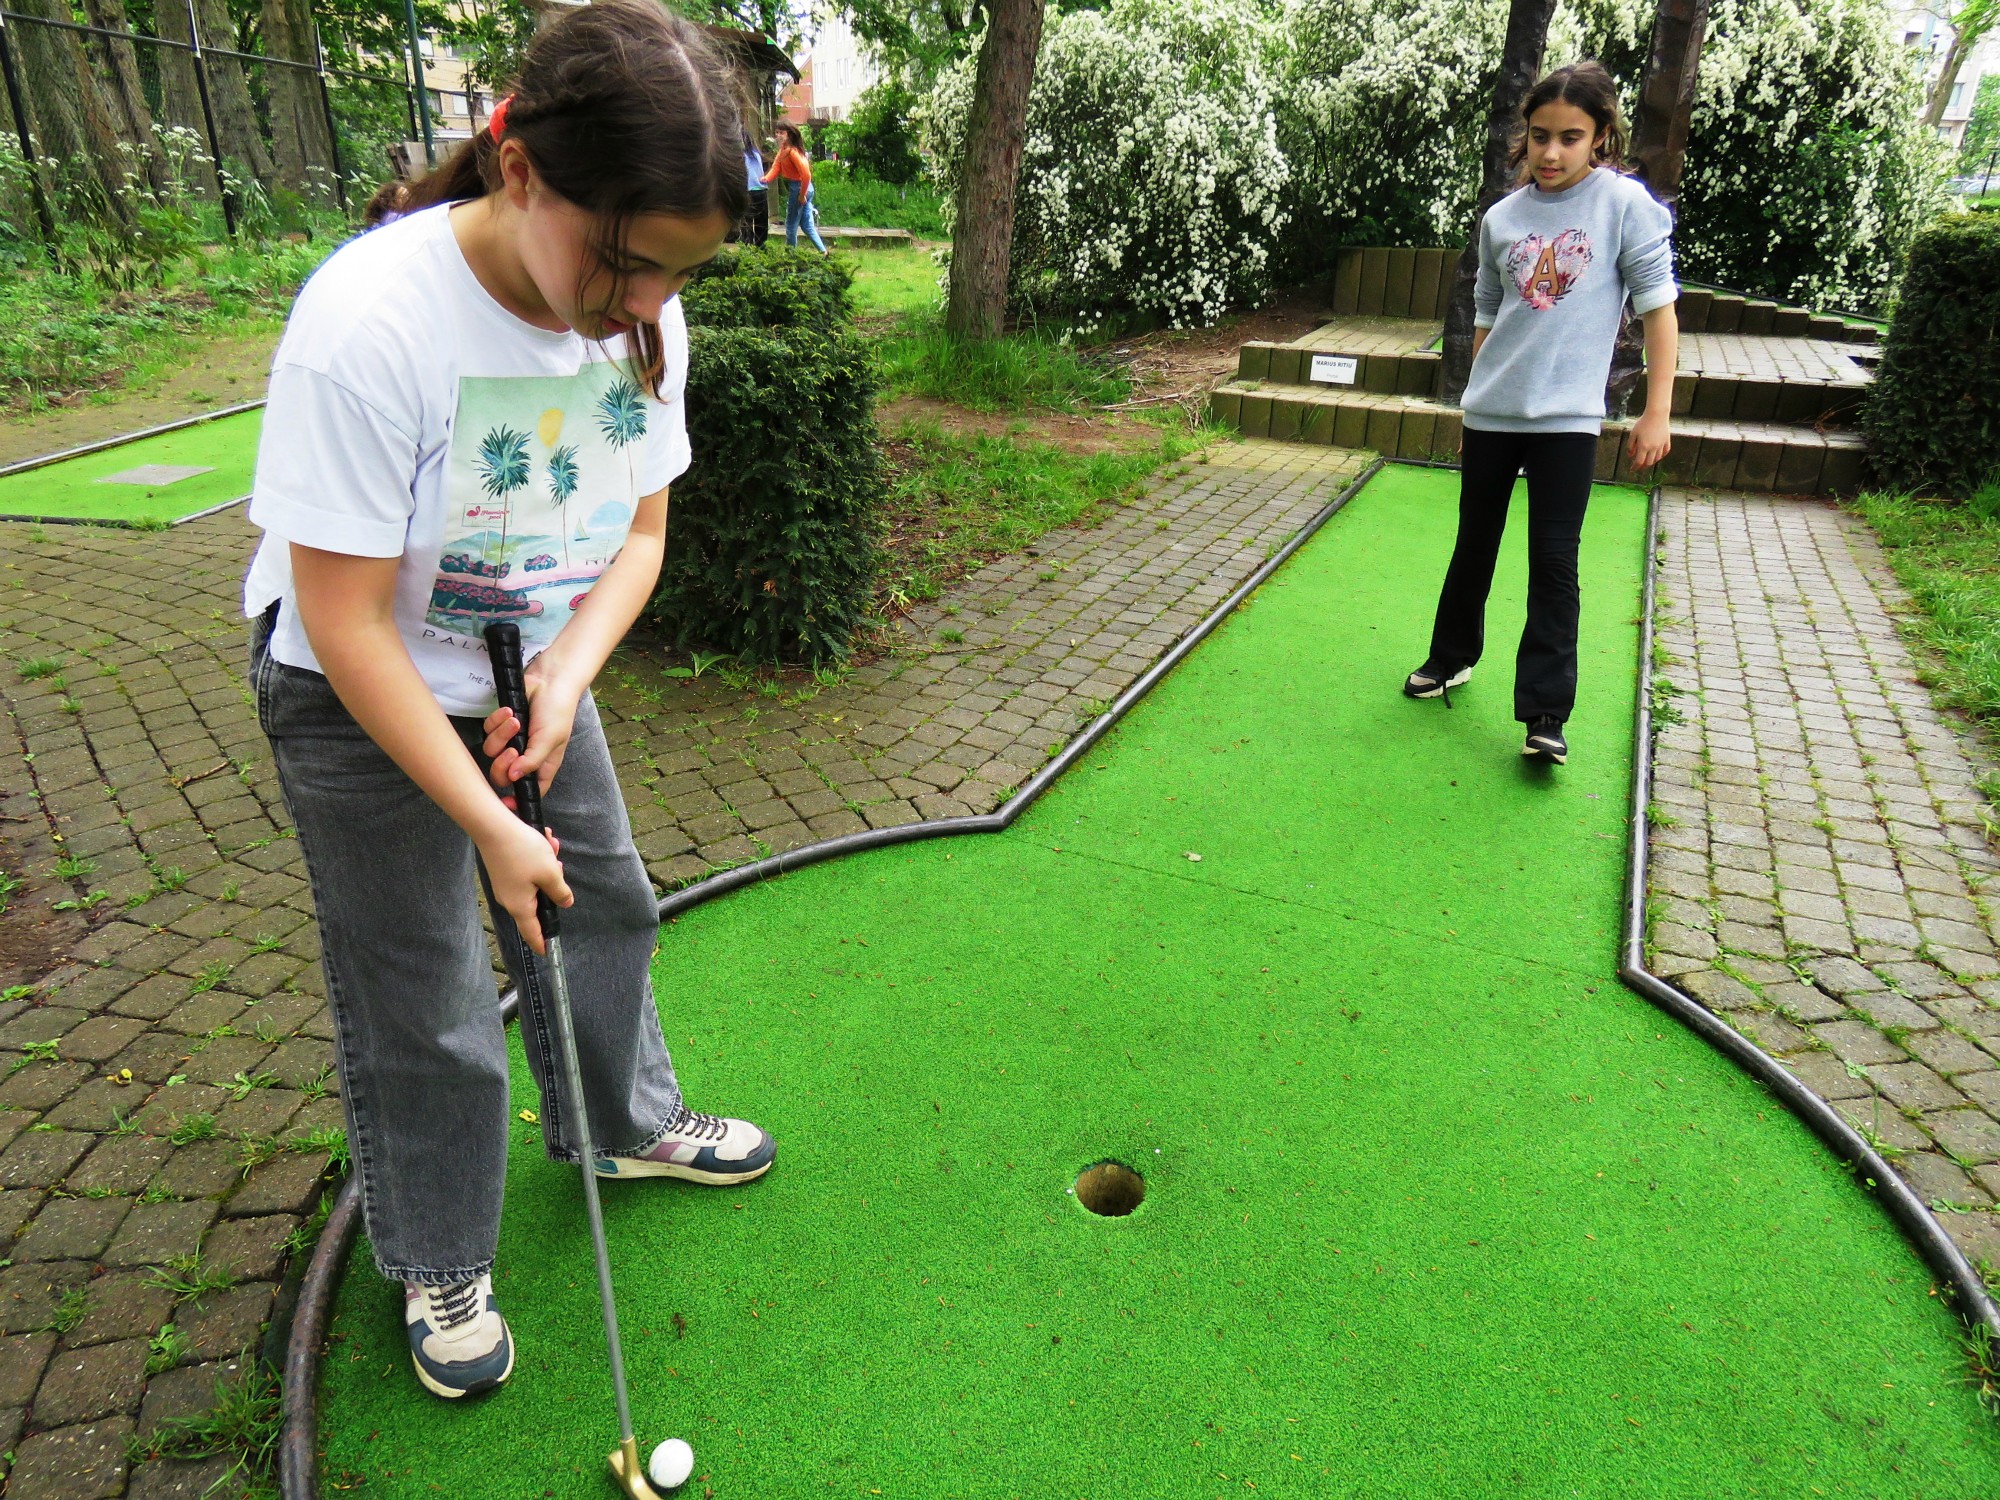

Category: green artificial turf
[0, 407, 261, 524]
[320, 464, 2000, 1498]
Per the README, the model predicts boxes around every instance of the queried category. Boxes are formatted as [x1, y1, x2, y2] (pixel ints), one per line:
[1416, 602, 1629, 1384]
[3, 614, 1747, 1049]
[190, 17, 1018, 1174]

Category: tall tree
[1922, 0, 2000, 129]
[79, 0, 169, 195]
[9, 0, 138, 220]
[191, 0, 276, 185]
[261, 0, 332, 198]
[942, 0, 1042, 339]
[838, 0, 985, 81]
[1441, 0, 1558, 402]
[1607, 0, 1709, 412]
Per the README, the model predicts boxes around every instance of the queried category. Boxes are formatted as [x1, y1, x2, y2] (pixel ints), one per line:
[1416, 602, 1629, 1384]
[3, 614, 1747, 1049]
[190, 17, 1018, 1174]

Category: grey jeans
[252, 612, 682, 1284]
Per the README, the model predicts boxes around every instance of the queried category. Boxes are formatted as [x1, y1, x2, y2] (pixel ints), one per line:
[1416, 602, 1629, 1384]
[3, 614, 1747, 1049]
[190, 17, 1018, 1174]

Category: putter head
[608, 1440, 665, 1500]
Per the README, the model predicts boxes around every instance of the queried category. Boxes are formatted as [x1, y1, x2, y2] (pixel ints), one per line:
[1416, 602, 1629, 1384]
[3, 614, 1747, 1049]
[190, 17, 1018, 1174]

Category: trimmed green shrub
[680, 243, 853, 332]
[652, 248, 884, 665]
[1862, 212, 2000, 498]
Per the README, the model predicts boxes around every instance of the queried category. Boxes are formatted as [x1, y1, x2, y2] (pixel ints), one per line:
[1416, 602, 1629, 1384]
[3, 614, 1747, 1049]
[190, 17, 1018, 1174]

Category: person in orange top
[763, 121, 828, 253]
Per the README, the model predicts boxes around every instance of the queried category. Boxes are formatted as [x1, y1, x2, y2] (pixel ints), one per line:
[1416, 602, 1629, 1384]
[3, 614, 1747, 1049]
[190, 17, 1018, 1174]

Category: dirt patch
[1092, 286, 1331, 406]
[0, 813, 88, 996]
[0, 327, 279, 469]
[876, 396, 1174, 457]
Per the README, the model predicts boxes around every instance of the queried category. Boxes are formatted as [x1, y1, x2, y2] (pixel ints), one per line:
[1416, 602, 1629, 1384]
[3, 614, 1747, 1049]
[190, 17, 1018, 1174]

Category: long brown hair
[1508, 62, 1629, 185]
[394, 0, 747, 395]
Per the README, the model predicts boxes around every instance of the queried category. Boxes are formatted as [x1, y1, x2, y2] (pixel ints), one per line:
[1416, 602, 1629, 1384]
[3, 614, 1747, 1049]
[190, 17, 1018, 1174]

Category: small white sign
[1309, 354, 1359, 386]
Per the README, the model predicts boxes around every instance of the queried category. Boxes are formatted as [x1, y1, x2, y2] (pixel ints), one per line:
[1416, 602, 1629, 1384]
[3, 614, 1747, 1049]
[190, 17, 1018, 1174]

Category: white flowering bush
[916, 0, 1290, 329]
[1676, 0, 1951, 307]
[1278, 0, 1505, 260]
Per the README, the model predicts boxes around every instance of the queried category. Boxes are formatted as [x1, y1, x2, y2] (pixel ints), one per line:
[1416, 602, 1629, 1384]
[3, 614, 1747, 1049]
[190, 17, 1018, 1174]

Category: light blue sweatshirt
[1462, 167, 1678, 435]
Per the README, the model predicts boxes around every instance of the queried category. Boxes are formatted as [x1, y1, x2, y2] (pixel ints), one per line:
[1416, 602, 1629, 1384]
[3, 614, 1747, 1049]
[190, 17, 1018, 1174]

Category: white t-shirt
[243, 202, 691, 716]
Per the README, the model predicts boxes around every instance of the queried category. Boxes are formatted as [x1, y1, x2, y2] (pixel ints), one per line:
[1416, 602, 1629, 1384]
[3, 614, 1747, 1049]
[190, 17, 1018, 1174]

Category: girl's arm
[289, 546, 573, 951]
[479, 482, 671, 797]
[1628, 304, 1678, 469]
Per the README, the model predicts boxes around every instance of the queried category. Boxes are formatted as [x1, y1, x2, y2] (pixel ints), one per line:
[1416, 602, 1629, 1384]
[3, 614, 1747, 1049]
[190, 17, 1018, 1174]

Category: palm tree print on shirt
[596, 376, 647, 449]
[548, 444, 580, 566]
[474, 424, 532, 565]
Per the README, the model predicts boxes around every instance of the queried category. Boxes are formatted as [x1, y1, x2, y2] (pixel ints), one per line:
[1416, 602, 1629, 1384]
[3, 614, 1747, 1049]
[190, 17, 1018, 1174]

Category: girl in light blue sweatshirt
[1404, 61, 1680, 766]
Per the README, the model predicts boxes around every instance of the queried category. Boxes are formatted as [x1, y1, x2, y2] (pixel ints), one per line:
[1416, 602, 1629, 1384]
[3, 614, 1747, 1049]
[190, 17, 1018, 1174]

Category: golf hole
[1074, 1161, 1146, 1217]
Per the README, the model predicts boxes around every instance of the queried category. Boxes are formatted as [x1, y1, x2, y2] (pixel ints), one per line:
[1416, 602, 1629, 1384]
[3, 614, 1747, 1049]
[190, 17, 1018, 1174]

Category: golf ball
[648, 1438, 695, 1491]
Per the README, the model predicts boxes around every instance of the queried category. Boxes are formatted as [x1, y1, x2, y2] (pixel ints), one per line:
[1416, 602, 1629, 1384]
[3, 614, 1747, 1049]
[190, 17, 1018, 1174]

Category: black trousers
[742, 188, 769, 248]
[1427, 426, 1598, 724]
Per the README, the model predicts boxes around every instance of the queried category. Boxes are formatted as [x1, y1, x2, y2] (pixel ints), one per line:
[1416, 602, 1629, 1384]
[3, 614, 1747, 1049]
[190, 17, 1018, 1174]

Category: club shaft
[543, 931, 638, 1448]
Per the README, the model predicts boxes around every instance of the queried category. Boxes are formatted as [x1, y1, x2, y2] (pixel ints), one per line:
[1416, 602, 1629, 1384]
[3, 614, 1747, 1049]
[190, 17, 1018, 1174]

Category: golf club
[484, 620, 679, 1500]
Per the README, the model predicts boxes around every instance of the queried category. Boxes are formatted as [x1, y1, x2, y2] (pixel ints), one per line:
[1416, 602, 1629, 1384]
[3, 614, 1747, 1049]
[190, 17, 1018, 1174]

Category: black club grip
[483, 621, 559, 940]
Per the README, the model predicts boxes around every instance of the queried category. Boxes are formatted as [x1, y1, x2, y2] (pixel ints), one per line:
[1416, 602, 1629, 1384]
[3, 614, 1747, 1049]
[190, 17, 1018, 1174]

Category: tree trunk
[1441, 0, 1558, 402]
[9, 0, 135, 222]
[1924, 28, 1976, 128]
[79, 0, 168, 195]
[261, 0, 329, 199]
[151, 0, 209, 153]
[943, 0, 1044, 340]
[191, 0, 276, 186]
[1606, 0, 1709, 415]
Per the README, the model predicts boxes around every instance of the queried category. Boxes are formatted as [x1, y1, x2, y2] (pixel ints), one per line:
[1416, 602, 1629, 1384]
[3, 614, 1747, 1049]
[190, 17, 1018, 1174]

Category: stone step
[1208, 382, 1867, 497]
[818, 225, 914, 248]
[1326, 246, 1882, 344]
[1235, 339, 1868, 425]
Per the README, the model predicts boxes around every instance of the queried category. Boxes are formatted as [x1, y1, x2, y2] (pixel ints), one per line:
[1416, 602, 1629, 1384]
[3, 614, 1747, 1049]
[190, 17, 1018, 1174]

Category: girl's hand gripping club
[483, 621, 682, 1498]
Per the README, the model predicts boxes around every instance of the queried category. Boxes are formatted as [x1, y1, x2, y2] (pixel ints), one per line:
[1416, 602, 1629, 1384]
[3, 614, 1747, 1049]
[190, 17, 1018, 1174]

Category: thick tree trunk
[79, 0, 168, 195]
[261, 0, 329, 199]
[191, 0, 276, 186]
[943, 0, 1043, 340]
[151, 0, 210, 154]
[1441, 0, 1558, 402]
[1607, 0, 1708, 414]
[10, 0, 135, 222]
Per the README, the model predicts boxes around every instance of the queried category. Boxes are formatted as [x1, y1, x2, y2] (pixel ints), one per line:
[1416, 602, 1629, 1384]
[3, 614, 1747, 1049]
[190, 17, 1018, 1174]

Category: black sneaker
[1403, 661, 1471, 701]
[1523, 716, 1568, 764]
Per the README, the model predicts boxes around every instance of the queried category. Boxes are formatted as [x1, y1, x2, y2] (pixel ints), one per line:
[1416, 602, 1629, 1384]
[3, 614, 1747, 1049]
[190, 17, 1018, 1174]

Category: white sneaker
[594, 1106, 776, 1185]
[404, 1273, 514, 1399]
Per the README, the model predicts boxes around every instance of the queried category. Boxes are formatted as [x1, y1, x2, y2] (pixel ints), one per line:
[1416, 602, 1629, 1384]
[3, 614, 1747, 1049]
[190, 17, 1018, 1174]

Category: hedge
[1862, 213, 2000, 498]
[649, 248, 884, 665]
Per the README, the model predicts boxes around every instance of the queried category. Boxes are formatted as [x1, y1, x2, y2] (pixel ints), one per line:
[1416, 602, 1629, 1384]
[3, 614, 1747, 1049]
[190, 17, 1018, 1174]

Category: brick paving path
[1648, 489, 2000, 1270]
[0, 439, 1366, 1498]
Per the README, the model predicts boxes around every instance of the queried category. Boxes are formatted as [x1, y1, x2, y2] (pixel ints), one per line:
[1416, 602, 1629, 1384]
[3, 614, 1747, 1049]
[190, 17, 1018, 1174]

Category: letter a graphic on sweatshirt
[1529, 244, 1561, 301]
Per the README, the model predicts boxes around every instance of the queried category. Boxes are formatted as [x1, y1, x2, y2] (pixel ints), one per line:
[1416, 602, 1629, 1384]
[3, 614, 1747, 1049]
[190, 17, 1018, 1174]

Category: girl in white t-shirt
[243, 0, 774, 1401]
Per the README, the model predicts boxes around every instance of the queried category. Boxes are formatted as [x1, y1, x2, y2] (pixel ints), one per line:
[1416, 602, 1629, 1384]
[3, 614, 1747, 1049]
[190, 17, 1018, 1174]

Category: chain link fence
[0, 0, 465, 246]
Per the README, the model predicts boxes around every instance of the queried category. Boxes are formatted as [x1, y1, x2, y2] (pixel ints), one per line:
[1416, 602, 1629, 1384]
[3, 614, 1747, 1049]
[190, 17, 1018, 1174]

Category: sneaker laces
[429, 1280, 483, 1333]
[670, 1106, 728, 1143]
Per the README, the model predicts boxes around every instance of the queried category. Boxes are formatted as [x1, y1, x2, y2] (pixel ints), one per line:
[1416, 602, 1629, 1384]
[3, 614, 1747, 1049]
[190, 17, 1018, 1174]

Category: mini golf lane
[318, 465, 2000, 1497]
[0, 407, 261, 524]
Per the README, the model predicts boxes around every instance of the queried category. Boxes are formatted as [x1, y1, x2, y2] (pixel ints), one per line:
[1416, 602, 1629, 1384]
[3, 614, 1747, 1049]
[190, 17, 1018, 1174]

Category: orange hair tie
[487, 95, 513, 139]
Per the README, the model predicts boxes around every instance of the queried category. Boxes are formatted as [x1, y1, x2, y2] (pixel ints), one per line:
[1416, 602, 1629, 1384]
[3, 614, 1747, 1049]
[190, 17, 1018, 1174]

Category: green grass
[876, 418, 1220, 609]
[1853, 486, 2000, 819]
[876, 327, 1130, 412]
[809, 161, 947, 238]
[321, 465, 2000, 1497]
[0, 407, 261, 524]
[843, 244, 945, 322]
[843, 242, 1131, 412]
[0, 234, 328, 412]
